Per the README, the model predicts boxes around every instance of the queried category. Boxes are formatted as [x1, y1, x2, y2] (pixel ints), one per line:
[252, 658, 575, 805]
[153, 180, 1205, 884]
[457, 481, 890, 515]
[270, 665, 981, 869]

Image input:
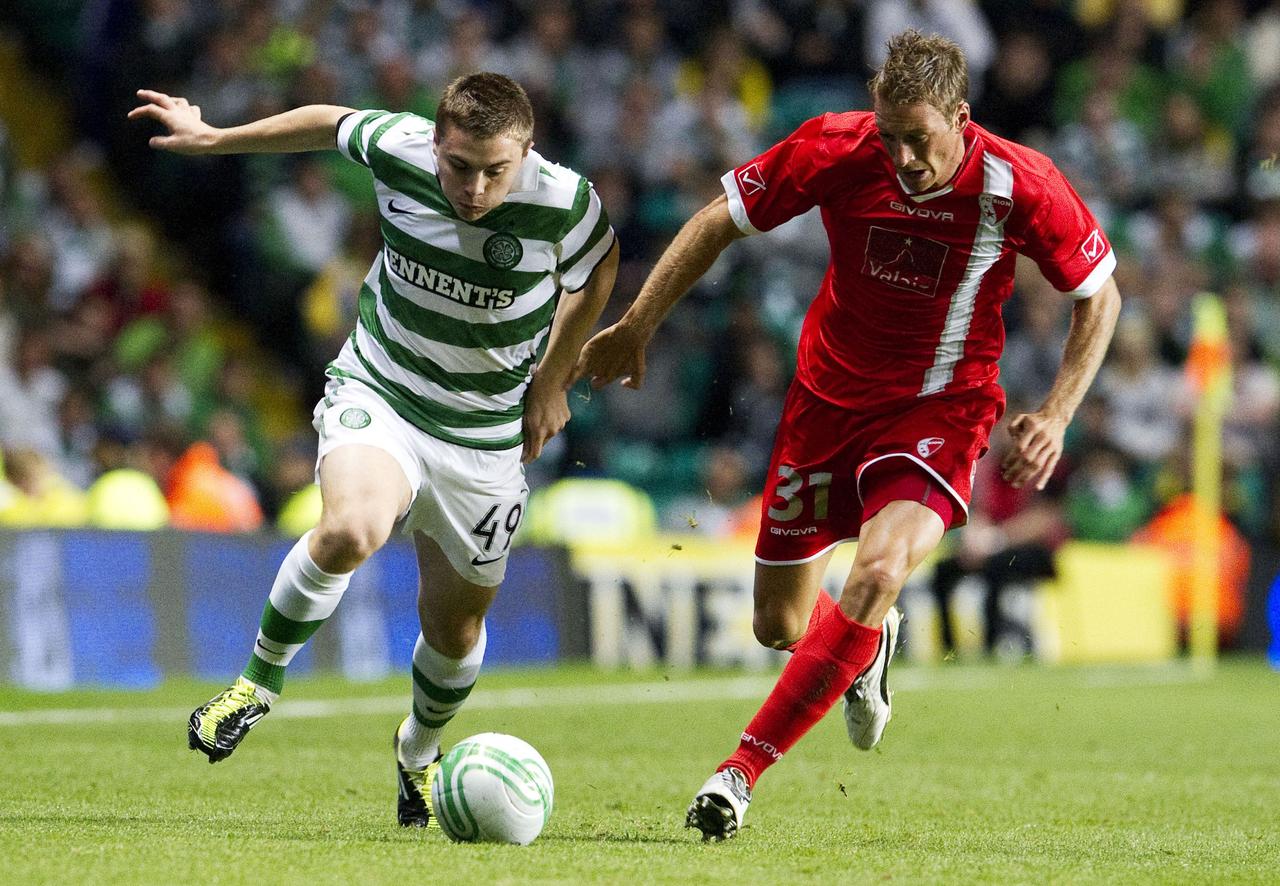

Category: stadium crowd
[1, 0, 1278, 639]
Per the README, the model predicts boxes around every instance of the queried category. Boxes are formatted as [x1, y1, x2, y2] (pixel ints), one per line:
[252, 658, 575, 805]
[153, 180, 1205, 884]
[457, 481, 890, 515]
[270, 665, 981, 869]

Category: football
[430, 733, 554, 845]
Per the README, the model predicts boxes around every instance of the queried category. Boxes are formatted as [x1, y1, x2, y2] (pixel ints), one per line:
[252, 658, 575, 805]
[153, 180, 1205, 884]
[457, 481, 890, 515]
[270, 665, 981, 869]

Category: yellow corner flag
[1185, 293, 1232, 669]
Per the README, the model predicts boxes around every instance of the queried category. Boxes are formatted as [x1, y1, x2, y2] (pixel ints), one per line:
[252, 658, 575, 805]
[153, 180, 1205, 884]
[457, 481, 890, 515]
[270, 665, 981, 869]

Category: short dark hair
[435, 73, 535, 144]
[868, 29, 969, 116]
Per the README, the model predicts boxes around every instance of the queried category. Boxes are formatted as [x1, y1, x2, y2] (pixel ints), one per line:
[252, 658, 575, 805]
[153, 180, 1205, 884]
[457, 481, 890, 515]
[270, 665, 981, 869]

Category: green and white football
[430, 733, 554, 845]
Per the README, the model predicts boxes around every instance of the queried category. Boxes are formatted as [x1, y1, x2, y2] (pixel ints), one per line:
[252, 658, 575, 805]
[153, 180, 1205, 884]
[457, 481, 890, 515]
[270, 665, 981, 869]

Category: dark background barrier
[0, 530, 583, 690]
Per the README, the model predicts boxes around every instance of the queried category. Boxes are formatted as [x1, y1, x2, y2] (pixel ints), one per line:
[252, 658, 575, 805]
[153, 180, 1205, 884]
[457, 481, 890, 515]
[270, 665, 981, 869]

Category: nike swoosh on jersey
[470, 553, 506, 566]
[387, 200, 413, 214]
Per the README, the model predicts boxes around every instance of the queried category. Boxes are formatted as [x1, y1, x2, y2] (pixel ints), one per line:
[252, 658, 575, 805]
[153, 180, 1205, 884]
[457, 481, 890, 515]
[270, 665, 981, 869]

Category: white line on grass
[0, 664, 1206, 728]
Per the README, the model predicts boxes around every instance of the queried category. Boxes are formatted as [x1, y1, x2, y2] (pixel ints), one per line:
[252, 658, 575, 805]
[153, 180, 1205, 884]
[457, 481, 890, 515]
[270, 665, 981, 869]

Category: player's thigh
[318, 443, 413, 533]
[413, 531, 499, 659]
[312, 379, 420, 541]
[752, 548, 838, 647]
[840, 498, 945, 623]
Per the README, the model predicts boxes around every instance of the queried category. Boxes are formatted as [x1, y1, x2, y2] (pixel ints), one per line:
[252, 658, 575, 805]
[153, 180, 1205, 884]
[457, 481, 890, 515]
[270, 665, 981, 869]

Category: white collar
[508, 149, 542, 195]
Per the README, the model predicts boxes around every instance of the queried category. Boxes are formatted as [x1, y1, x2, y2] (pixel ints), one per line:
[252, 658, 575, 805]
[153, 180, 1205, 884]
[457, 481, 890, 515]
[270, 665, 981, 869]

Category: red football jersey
[722, 112, 1115, 410]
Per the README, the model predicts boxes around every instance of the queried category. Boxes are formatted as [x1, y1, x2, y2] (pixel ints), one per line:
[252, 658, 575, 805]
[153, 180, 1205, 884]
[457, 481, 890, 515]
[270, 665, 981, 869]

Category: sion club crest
[916, 437, 945, 458]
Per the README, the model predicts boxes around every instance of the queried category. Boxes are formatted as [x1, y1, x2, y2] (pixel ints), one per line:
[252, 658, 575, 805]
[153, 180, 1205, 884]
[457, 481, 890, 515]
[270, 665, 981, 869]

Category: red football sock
[721, 604, 882, 788]
[784, 591, 837, 653]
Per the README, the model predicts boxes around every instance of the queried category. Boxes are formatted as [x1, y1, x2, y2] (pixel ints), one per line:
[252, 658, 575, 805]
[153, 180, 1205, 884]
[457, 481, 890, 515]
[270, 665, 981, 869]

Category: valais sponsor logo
[1081, 229, 1105, 263]
[889, 200, 954, 222]
[738, 163, 766, 195]
[742, 732, 782, 760]
[917, 437, 945, 458]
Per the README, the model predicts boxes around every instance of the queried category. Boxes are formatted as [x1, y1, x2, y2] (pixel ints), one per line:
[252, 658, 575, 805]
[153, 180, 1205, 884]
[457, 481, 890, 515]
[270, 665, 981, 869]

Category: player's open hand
[521, 370, 571, 464]
[1001, 411, 1068, 490]
[569, 322, 648, 390]
[127, 90, 218, 154]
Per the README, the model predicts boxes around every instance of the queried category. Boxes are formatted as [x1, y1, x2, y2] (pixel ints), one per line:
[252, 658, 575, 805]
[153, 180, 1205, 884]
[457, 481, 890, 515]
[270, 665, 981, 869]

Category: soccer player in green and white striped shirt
[130, 74, 617, 827]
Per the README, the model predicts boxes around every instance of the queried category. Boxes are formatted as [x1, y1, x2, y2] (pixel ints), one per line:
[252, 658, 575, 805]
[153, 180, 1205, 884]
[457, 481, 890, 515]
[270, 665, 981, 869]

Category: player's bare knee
[422, 618, 482, 660]
[848, 556, 909, 600]
[752, 606, 804, 649]
[312, 516, 389, 571]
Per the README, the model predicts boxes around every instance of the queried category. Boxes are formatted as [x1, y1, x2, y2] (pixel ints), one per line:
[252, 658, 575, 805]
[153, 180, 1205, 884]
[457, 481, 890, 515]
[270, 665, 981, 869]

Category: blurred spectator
[102, 349, 194, 439]
[928, 413, 1068, 658]
[0, 326, 66, 458]
[0, 449, 88, 527]
[261, 157, 351, 276]
[977, 30, 1057, 146]
[1000, 269, 1073, 408]
[416, 9, 503, 90]
[145, 429, 263, 533]
[115, 278, 224, 412]
[302, 210, 380, 367]
[1053, 87, 1149, 213]
[660, 446, 754, 537]
[1055, 38, 1166, 137]
[1124, 191, 1230, 281]
[1240, 98, 1280, 204]
[1244, 0, 1280, 90]
[865, 1, 995, 98]
[676, 27, 772, 134]
[1147, 92, 1235, 205]
[85, 464, 171, 530]
[583, 5, 681, 117]
[731, 0, 864, 81]
[1095, 313, 1187, 469]
[981, 0, 1085, 66]
[1133, 492, 1248, 646]
[1063, 441, 1153, 541]
[56, 386, 99, 489]
[1164, 0, 1252, 142]
[42, 151, 117, 312]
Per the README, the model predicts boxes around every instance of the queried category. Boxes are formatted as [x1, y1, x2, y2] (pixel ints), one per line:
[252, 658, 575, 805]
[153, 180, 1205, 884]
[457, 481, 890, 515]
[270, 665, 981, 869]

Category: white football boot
[685, 767, 752, 841]
[842, 606, 902, 750]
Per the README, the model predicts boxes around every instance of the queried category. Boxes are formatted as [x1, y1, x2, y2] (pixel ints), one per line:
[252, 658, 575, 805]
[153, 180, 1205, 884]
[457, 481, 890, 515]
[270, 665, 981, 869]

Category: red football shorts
[754, 380, 1004, 565]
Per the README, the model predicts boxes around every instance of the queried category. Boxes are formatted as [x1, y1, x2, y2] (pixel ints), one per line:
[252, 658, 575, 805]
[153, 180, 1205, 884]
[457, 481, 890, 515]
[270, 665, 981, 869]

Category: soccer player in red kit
[573, 29, 1121, 840]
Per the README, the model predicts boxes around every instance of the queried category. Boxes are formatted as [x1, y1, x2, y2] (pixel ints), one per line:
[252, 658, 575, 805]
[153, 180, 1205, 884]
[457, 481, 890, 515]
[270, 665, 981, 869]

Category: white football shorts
[312, 376, 529, 586]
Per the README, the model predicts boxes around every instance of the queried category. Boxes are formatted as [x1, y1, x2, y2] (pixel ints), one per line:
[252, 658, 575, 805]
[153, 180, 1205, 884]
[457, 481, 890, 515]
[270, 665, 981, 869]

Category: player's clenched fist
[571, 322, 649, 390]
[127, 89, 216, 154]
[1000, 411, 1068, 491]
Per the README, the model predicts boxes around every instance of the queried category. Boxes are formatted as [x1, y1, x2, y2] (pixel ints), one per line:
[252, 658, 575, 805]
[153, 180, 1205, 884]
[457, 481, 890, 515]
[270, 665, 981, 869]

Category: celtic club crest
[483, 232, 523, 269]
[339, 408, 371, 429]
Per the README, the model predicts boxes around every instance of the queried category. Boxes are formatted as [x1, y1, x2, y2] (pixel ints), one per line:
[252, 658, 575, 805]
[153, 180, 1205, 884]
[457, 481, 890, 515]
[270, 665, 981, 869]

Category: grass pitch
[1, 659, 1277, 884]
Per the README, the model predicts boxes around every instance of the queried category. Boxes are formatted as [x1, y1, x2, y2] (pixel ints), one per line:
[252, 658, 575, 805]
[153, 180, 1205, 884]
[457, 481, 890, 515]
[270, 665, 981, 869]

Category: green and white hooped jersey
[331, 109, 615, 450]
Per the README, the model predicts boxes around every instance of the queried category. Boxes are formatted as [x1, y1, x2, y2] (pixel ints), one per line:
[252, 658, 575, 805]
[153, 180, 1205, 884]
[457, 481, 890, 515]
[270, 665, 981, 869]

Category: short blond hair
[868, 29, 969, 116]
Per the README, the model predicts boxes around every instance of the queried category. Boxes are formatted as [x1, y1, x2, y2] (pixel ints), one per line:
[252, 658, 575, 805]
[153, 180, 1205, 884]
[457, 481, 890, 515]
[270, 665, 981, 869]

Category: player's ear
[954, 101, 971, 132]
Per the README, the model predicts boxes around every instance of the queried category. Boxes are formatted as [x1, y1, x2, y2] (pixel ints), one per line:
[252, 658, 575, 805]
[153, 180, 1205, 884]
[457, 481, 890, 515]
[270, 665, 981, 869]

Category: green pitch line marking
[0, 665, 1205, 728]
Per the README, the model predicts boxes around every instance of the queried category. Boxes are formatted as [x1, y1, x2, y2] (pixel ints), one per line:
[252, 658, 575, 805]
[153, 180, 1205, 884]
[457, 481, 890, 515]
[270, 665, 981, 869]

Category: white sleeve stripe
[561, 229, 616, 292]
[559, 188, 603, 258]
[335, 111, 368, 163]
[1066, 249, 1116, 299]
[720, 170, 761, 236]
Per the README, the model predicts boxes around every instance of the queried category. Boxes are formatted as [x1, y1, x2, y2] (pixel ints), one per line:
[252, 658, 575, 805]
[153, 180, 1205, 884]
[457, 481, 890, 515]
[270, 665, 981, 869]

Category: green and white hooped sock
[241, 530, 351, 702]
[398, 624, 487, 768]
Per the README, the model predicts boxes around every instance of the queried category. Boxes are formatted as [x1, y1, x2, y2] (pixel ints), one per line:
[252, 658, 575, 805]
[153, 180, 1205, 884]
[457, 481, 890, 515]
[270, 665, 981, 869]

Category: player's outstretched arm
[521, 241, 621, 464]
[128, 89, 356, 155]
[572, 194, 745, 390]
[1002, 275, 1121, 490]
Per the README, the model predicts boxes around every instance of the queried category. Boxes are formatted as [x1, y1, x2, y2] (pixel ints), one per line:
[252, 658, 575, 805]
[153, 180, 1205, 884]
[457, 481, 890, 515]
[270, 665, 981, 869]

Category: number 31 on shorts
[767, 466, 832, 522]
